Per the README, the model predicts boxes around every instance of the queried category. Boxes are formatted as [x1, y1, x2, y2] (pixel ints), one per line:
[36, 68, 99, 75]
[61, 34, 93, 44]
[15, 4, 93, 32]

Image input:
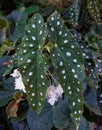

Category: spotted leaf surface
[87, 0, 101, 23]
[47, 11, 85, 125]
[71, 30, 98, 83]
[18, 13, 48, 113]
[68, 0, 81, 26]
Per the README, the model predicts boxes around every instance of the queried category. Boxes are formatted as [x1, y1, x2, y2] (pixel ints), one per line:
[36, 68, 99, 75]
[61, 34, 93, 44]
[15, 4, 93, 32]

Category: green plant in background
[0, 0, 102, 130]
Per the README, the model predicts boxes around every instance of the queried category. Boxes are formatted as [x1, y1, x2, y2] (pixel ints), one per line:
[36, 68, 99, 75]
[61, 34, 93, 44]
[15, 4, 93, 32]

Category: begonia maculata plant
[0, 0, 102, 130]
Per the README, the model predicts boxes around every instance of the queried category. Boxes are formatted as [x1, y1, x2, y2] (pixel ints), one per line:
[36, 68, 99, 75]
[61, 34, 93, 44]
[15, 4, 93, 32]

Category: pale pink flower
[46, 84, 64, 105]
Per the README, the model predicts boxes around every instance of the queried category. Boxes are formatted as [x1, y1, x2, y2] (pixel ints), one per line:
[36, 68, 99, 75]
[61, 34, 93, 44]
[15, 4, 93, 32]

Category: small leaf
[0, 55, 16, 77]
[6, 100, 18, 117]
[86, 23, 102, 52]
[97, 81, 102, 113]
[47, 11, 85, 125]
[87, 0, 101, 23]
[14, 91, 23, 101]
[0, 41, 14, 55]
[25, 5, 39, 16]
[68, 0, 81, 26]
[0, 18, 8, 29]
[18, 13, 48, 113]
[6, 91, 25, 118]
[9, 100, 29, 123]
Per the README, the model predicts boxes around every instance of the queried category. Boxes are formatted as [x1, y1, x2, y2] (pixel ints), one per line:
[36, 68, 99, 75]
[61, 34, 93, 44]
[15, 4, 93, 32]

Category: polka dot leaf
[47, 11, 85, 126]
[18, 13, 48, 114]
[87, 0, 101, 23]
[68, 0, 81, 26]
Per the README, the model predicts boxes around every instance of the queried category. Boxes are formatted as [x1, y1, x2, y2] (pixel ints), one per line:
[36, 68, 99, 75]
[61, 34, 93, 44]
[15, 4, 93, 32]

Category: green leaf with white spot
[47, 11, 85, 126]
[18, 13, 48, 114]
[87, 0, 101, 23]
[68, 0, 81, 26]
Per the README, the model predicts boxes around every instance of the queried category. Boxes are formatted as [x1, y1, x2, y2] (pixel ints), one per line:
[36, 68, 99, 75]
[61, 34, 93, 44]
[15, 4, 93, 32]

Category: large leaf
[7, 8, 27, 43]
[83, 82, 102, 115]
[27, 101, 53, 130]
[18, 13, 48, 113]
[53, 97, 71, 129]
[0, 77, 16, 106]
[87, 0, 101, 23]
[47, 11, 85, 125]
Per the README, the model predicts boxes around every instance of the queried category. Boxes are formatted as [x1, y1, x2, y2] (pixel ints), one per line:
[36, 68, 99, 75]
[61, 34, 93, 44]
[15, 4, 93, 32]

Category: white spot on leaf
[66, 52, 71, 56]
[27, 59, 31, 63]
[32, 24, 36, 28]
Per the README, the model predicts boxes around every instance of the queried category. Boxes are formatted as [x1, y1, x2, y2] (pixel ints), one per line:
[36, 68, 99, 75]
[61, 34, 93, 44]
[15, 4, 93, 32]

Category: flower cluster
[10, 69, 26, 93]
[46, 84, 64, 105]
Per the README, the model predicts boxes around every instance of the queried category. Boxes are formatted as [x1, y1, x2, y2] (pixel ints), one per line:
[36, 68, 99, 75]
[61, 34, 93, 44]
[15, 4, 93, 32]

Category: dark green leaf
[87, 0, 101, 23]
[11, 119, 29, 130]
[71, 29, 98, 84]
[18, 13, 48, 113]
[78, 117, 90, 130]
[96, 81, 102, 113]
[7, 8, 27, 43]
[0, 18, 8, 29]
[47, 11, 85, 125]
[68, 0, 81, 26]
[68, 118, 76, 130]
[83, 83, 102, 115]
[0, 29, 6, 49]
[86, 23, 102, 52]
[25, 5, 39, 16]
[0, 77, 16, 106]
[27, 101, 53, 130]
[53, 97, 71, 129]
